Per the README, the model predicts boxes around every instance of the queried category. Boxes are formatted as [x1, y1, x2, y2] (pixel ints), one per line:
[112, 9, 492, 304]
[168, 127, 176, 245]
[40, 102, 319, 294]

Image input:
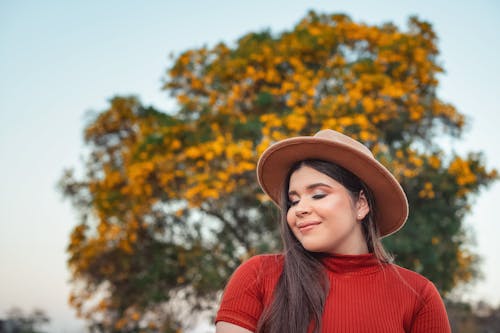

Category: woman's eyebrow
[288, 182, 332, 196]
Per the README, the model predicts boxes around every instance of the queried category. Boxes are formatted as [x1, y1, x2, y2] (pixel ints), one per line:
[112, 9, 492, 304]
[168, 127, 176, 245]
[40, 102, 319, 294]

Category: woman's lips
[297, 221, 321, 232]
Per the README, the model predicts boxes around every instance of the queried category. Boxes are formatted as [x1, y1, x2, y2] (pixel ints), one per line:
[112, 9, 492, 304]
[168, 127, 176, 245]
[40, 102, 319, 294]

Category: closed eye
[288, 193, 326, 207]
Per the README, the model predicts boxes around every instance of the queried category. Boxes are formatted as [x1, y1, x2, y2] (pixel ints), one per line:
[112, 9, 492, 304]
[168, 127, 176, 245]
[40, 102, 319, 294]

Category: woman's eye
[288, 199, 299, 207]
[312, 193, 326, 200]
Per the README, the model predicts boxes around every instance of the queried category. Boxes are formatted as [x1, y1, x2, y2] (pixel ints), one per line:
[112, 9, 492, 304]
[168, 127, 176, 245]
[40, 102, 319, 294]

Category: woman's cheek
[286, 209, 295, 228]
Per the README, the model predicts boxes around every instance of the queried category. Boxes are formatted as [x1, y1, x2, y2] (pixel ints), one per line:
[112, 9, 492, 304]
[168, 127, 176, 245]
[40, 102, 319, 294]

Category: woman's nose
[295, 202, 312, 217]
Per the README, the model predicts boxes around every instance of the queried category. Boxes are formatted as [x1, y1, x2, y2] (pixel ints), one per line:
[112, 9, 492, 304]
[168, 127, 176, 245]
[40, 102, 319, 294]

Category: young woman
[215, 129, 451, 333]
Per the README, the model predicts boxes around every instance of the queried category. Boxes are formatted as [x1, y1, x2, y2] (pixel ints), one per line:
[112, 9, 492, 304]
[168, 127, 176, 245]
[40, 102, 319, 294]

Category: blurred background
[1, 1, 499, 332]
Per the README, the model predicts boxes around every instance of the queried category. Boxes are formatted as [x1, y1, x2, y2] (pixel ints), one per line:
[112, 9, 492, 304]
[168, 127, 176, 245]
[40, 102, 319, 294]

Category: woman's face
[286, 165, 369, 255]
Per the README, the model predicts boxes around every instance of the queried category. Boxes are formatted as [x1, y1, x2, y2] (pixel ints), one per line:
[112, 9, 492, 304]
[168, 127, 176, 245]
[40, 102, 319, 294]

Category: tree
[59, 11, 497, 331]
[1, 307, 50, 333]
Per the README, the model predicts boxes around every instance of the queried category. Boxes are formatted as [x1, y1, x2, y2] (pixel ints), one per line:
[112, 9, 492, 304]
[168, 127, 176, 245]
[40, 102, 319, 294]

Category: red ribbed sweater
[216, 253, 451, 332]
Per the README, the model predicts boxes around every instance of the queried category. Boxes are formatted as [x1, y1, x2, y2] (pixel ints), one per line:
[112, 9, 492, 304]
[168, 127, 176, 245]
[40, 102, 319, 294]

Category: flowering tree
[59, 12, 497, 332]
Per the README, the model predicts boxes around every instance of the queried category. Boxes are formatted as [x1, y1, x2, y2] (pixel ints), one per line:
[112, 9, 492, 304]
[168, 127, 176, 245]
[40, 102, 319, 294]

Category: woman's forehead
[288, 166, 342, 190]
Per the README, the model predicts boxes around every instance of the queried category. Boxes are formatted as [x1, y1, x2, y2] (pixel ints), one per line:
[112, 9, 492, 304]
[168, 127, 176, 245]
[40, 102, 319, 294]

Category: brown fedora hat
[256, 129, 408, 238]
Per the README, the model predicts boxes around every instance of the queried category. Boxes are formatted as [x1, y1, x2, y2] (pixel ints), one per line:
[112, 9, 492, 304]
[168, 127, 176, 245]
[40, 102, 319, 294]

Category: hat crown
[314, 129, 373, 158]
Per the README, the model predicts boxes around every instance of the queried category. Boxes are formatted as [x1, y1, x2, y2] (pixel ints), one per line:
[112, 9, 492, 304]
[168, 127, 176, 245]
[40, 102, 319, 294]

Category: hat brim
[257, 136, 408, 238]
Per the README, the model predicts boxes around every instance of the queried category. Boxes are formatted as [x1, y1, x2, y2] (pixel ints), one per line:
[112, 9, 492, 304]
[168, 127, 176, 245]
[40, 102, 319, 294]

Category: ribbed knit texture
[216, 253, 451, 332]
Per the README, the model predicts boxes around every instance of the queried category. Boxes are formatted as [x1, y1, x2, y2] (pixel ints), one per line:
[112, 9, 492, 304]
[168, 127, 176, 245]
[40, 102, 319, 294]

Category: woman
[215, 129, 451, 333]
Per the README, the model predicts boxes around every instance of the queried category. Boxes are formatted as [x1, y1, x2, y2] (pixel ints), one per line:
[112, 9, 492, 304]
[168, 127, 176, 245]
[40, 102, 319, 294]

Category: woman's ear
[356, 190, 370, 220]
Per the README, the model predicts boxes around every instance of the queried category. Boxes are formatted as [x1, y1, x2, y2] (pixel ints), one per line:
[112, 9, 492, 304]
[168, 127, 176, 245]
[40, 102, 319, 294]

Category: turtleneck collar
[319, 252, 384, 275]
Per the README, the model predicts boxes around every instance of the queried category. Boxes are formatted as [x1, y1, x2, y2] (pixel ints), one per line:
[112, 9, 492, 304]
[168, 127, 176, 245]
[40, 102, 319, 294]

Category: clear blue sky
[1, 1, 499, 332]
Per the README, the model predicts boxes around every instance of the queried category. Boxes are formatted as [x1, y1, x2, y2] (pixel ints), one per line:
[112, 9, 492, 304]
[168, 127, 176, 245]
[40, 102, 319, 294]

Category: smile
[297, 221, 321, 232]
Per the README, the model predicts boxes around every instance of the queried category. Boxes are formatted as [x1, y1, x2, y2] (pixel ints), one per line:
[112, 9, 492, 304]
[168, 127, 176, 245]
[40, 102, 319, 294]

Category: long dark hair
[256, 160, 393, 333]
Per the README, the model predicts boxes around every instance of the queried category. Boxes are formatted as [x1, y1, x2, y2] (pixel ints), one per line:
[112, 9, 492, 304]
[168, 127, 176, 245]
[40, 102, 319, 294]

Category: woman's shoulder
[252, 253, 284, 263]
[387, 263, 448, 326]
[237, 253, 284, 273]
[224, 253, 283, 293]
[387, 263, 438, 295]
[390, 264, 430, 282]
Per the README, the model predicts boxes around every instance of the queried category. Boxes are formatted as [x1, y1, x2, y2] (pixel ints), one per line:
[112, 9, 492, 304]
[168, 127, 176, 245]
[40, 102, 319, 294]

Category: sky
[0, 1, 499, 332]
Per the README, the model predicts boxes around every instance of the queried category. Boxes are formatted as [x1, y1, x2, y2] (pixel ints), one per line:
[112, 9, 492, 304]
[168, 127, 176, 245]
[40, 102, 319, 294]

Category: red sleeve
[215, 256, 266, 332]
[410, 281, 451, 333]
